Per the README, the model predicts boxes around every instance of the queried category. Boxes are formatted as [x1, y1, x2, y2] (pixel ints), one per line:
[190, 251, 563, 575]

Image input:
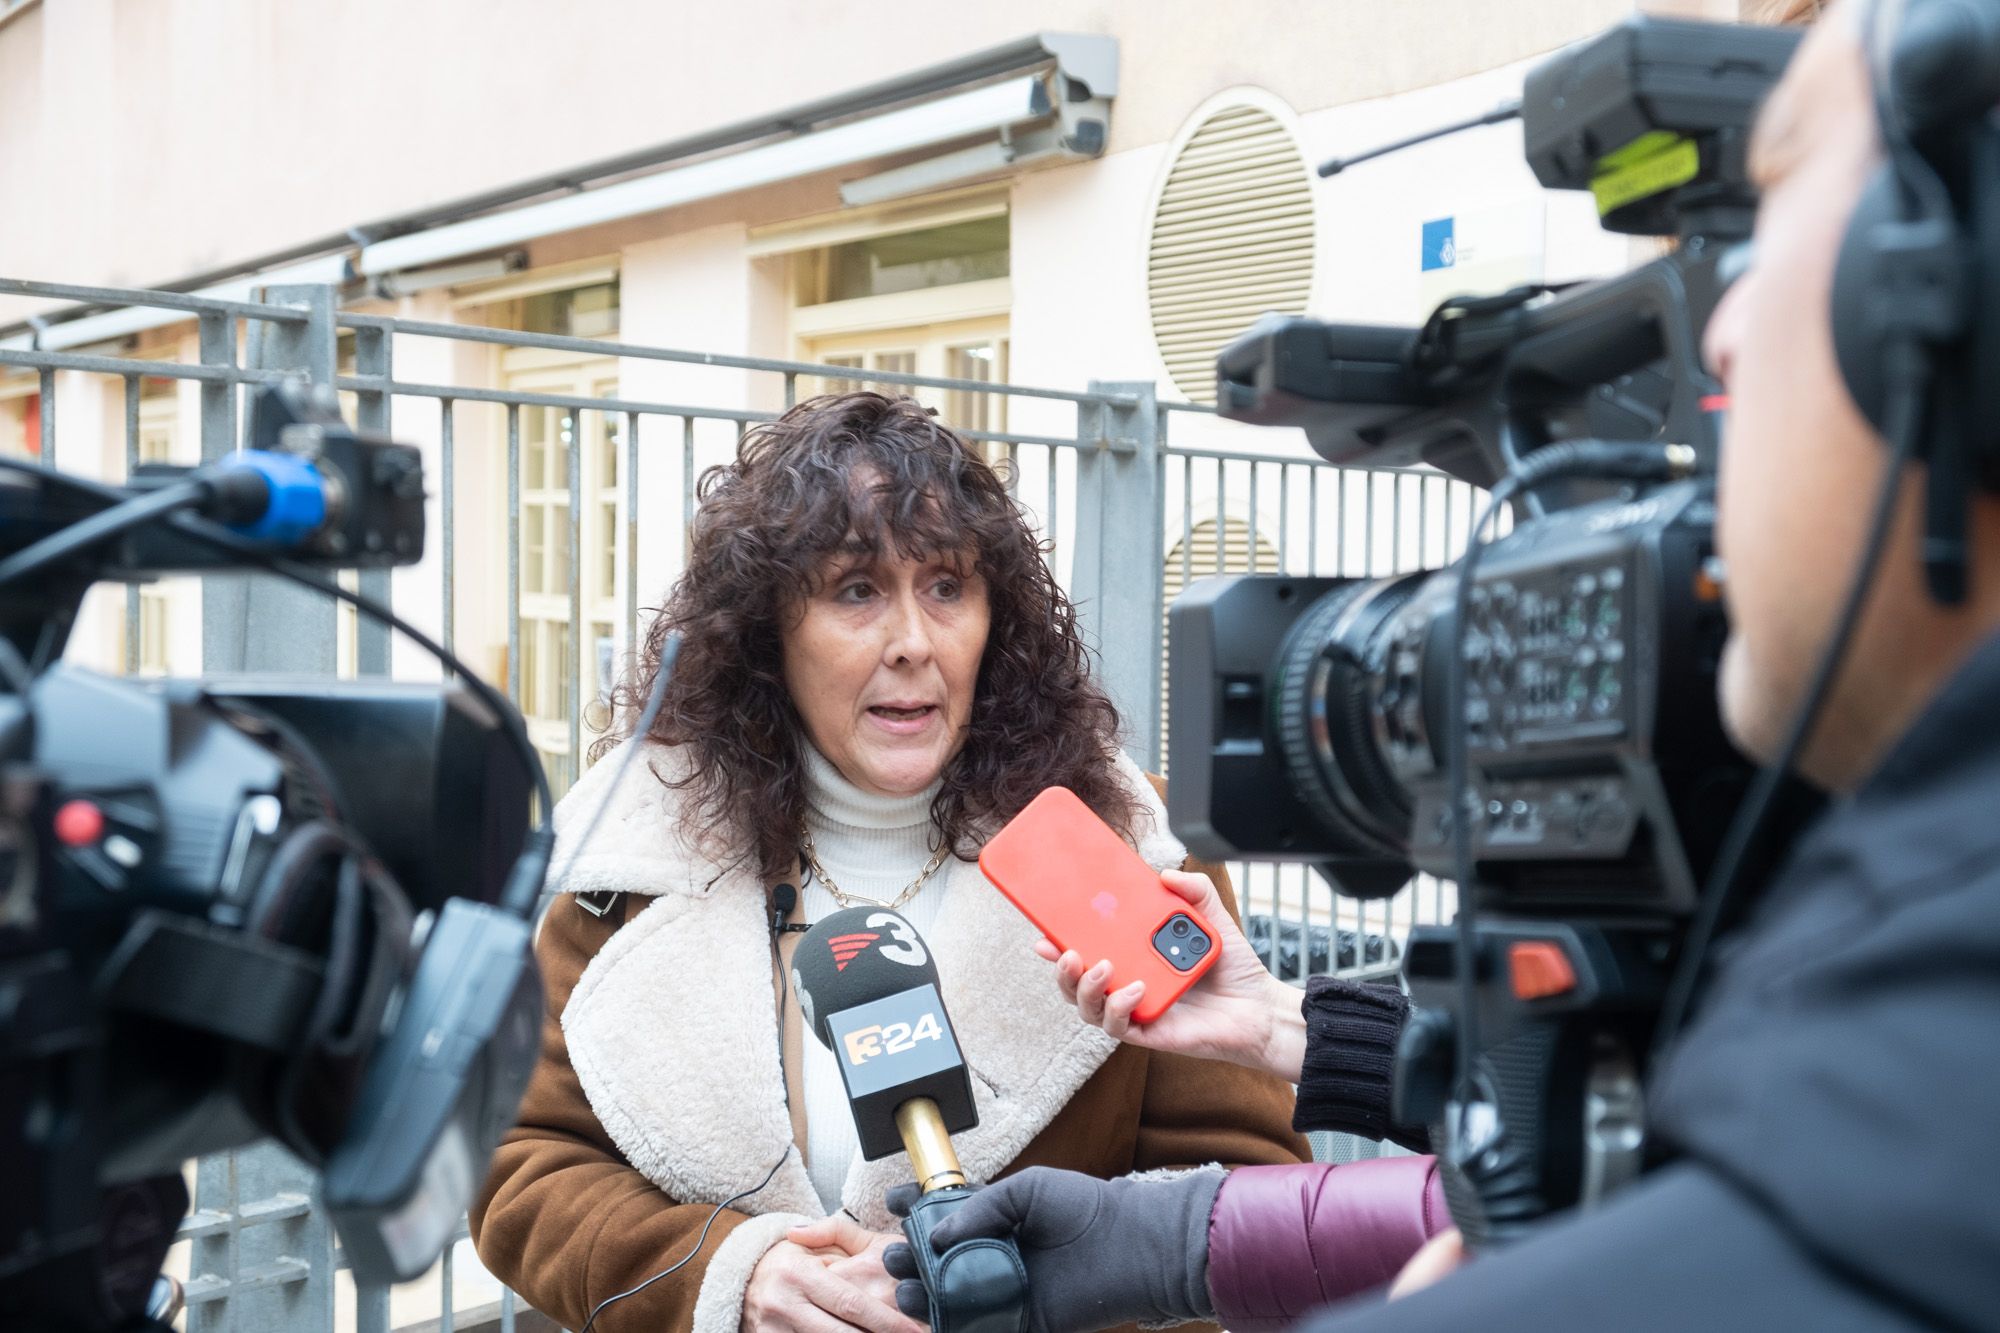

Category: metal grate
[1148, 104, 1316, 405]
[1, 276, 1472, 1332]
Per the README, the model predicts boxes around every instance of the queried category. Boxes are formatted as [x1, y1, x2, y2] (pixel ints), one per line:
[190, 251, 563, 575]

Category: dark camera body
[1173, 15, 1810, 1242]
[0, 384, 542, 1327]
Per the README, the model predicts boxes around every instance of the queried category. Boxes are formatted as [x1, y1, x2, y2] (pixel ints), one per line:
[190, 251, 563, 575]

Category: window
[775, 195, 1013, 443]
[501, 345, 622, 796]
[797, 216, 1009, 306]
[521, 280, 620, 338]
[132, 376, 190, 677]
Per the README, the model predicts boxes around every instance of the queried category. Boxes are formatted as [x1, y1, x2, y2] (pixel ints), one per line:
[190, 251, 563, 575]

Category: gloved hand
[882, 1167, 1225, 1333]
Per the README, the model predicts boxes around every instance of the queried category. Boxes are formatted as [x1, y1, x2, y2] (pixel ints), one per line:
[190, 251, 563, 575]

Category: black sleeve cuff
[1291, 976, 1428, 1151]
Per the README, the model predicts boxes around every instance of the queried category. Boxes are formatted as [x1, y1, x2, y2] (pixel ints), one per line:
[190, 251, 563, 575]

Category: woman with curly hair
[469, 391, 1310, 1333]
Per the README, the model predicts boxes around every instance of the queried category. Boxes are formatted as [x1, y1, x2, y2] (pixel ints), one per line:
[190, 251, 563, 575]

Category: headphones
[1830, 0, 2000, 602]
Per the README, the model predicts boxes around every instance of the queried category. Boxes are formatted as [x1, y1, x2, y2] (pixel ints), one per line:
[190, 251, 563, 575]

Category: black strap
[97, 910, 323, 1052]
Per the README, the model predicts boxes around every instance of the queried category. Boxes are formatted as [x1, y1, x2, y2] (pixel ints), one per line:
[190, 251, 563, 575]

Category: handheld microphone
[791, 906, 976, 1186]
[794, 908, 1027, 1333]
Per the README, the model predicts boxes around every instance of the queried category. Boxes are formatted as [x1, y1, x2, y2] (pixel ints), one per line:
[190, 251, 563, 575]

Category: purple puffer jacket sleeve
[1204, 1157, 1450, 1332]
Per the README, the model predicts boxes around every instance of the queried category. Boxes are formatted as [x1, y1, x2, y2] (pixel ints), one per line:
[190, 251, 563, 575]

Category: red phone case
[979, 786, 1218, 1024]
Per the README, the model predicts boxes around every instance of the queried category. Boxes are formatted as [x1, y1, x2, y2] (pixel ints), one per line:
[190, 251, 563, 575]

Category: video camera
[0, 384, 547, 1331]
[1170, 17, 1812, 1243]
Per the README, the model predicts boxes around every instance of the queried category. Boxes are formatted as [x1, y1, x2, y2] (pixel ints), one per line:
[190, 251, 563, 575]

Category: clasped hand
[742, 1216, 925, 1333]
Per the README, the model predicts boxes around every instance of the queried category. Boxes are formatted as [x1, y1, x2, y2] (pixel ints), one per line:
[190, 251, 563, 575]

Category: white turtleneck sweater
[797, 746, 947, 1213]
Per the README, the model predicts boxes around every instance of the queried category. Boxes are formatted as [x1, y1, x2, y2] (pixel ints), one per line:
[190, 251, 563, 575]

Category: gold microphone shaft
[895, 1097, 967, 1192]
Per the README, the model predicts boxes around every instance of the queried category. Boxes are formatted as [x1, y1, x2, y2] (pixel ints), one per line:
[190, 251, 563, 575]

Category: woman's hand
[1038, 869, 1308, 1082]
[743, 1227, 924, 1333]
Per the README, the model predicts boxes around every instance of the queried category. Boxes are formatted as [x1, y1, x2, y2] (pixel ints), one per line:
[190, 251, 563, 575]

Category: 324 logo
[842, 1012, 945, 1065]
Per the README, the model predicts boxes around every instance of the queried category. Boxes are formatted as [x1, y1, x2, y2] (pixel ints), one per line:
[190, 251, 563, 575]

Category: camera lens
[1271, 573, 1428, 869]
[1171, 917, 1191, 937]
[1189, 934, 1210, 954]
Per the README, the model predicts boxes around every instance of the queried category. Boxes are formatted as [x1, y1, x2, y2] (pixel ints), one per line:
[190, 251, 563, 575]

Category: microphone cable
[576, 1153, 788, 1333]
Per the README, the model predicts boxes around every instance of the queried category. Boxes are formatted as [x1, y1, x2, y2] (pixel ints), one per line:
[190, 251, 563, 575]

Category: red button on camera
[53, 799, 106, 848]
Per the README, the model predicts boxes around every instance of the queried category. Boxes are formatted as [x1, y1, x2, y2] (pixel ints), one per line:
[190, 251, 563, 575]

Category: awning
[2, 33, 1115, 352]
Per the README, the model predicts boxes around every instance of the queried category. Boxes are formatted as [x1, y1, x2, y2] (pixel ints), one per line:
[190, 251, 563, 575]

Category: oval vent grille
[1148, 104, 1316, 406]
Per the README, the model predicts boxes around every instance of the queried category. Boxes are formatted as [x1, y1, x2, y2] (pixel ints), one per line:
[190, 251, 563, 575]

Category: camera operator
[896, 4, 2000, 1329]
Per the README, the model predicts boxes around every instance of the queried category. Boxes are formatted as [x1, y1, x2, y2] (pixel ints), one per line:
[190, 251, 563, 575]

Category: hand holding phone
[979, 787, 1219, 1023]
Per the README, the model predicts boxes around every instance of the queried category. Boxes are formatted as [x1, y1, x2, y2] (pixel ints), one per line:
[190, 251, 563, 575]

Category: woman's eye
[932, 578, 962, 599]
[835, 582, 875, 604]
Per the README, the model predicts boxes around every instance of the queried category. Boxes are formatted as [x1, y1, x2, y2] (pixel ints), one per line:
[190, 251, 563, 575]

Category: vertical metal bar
[784, 371, 797, 409]
[507, 404, 522, 705]
[123, 374, 140, 674]
[36, 367, 53, 465]
[1071, 383, 1162, 765]
[682, 416, 696, 565]
[1308, 466, 1320, 575]
[1044, 443, 1058, 564]
[440, 1242, 456, 1333]
[355, 1282, 390, 1333]
[441, 399, 456, 653]
[211, 287, 334, 675]
[1278, 464, 1290, 572]
[501, 1287, 518, 1333]
[1180, 456, 1193, 588]
[1365, 471, 1378, 576]
[625, 411, 640, 673]
[567, 408, 583, 792]
[351, 322, 393, 675]
[1247, 461, 1260, 570]
[1216, 462, 1228, 571]
[196, 311, 237, 462]
[1337, 468, 1348, 575]
[1005, 441, 1018, 496]
[1419, 474, 1432, 568]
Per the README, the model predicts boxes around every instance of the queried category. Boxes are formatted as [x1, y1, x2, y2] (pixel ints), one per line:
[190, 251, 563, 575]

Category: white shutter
[1149, 105, 1316, 405]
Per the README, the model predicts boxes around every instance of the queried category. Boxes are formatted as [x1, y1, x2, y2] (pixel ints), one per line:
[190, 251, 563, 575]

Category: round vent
[1148, 103, 1316, 405]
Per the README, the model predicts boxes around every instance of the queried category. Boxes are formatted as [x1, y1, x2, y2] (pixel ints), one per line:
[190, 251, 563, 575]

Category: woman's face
[781, 545, 990, 797]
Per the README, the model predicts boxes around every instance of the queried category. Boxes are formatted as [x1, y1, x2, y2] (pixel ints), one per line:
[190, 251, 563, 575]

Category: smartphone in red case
[979, 786, 1218, 1023]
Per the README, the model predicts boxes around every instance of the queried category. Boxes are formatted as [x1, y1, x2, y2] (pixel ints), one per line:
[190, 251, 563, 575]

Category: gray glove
[883, 1167, 1225, 1333]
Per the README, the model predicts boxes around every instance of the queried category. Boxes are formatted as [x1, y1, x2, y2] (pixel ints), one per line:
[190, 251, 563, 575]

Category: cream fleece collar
[552, 742, 1185, 1229]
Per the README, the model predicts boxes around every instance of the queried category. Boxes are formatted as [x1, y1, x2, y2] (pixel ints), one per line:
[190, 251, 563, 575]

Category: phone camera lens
[1189, 934, 1209, 954]
[1171, 918, 1191, 937]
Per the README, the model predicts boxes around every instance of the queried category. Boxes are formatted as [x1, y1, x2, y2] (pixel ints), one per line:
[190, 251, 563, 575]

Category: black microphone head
[790, 907, 977, 1160]
[791, 906, 943, 1050]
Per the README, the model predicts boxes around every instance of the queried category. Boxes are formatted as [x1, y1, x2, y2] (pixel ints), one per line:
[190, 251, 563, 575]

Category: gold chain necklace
[799, 829, 950, 912]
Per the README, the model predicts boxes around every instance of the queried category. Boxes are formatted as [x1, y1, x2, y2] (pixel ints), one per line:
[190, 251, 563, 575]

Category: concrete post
[1072, 381, 1165, 769]
[201, 284, 339, 675]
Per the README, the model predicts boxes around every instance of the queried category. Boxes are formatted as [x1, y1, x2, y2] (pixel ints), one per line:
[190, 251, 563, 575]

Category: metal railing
[0, 278, 1487, 1331]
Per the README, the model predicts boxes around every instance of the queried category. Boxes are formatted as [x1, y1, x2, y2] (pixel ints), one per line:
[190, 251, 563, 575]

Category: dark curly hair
[600, 391, 1137, 880]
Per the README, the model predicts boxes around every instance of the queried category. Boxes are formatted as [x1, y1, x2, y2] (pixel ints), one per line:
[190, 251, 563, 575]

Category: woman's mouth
[866, 703, 939, 734]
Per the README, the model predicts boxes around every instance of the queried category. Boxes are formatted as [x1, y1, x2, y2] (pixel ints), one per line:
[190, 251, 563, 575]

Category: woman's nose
[883, 591, 934, 665]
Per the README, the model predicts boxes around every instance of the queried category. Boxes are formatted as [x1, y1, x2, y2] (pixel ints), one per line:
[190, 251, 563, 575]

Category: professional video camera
[1169, 17, 1813, 1244]
[0, 384, 548, 1332]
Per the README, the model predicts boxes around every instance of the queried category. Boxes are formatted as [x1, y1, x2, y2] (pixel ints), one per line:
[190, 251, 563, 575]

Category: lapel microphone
[771, 882, 807, 934]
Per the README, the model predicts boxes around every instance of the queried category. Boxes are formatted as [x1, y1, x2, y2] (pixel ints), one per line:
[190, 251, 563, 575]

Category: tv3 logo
[843, 1011, 945, 1065]
[827, 912, 929, 972]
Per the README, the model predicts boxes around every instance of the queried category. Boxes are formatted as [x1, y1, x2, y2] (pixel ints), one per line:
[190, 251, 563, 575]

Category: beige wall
[0, 0, 1703, 310]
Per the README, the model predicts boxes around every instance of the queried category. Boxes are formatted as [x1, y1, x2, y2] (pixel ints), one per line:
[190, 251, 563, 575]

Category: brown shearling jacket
[470, 748, 1308, 1333]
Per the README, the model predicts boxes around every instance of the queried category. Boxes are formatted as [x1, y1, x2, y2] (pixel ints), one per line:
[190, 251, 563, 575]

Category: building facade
[2, 0, 1745, 785]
